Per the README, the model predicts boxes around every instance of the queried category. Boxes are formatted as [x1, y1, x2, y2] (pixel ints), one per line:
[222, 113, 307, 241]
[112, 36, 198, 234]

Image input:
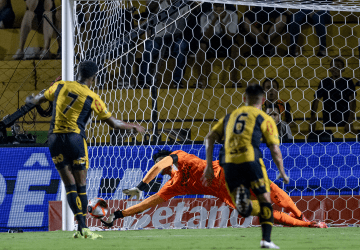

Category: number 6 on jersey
[234, 113, 248, 134]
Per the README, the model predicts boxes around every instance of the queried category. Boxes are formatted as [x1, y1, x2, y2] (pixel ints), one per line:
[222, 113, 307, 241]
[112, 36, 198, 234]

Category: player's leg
[69, 135, 102, 239]
[48, 134, 87, 237]
[57, 166, 88, 235]
[251, 199, 320, 228]
[54, 7, 61, 58]
[73, 169, 87, 216]
[73, 168, 103, 239]
[274, 210, 315, 227]
[221, 163, 253, 218]
[41, 0, 54, 59]
[13, 0, 38, 59]
[270, 182, 309, 221]
[252, 159, 278, 248]
[71, 138, 90, 217]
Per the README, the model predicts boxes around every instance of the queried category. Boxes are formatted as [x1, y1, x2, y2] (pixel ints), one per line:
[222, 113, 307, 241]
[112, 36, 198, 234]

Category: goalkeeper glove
[101, 211, 124, 228]
[122, 181, 148, 200]
[122, 187, 141, 200]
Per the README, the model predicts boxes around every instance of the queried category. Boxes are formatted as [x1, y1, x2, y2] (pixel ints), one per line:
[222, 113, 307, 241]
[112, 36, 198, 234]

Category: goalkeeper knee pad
[259, 202, 274, 225]
[235, 185, 253, 218]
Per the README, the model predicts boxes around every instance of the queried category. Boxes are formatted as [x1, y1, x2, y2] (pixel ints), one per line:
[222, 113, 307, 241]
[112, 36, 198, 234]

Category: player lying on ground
[101, 150, 327, 228]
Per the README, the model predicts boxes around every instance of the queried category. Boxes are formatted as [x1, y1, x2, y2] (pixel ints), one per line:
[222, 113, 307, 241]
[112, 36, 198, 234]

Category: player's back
[44, 80, 111, 138]
[218, 105, 279, 165]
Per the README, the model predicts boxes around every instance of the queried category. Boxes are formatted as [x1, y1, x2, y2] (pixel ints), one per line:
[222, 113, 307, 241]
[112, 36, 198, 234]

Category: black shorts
[48, 133, 89, 170]
[244, 7, 286, 25]
[222, 159, 270, 196]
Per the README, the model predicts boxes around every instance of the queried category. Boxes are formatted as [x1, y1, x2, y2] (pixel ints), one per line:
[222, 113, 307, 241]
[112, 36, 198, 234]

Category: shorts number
[63, 92, 79, 114]
[233, 113, 248, 134]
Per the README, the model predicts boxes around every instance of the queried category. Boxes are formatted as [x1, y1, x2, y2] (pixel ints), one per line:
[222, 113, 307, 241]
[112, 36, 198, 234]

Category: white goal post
[62, 0, 75, 231]
[62, 0, 360, 231]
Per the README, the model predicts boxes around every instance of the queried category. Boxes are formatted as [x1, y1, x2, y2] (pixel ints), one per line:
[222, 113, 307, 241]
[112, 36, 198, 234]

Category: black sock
[259, 202, 274, 242]
[261, 223, 272, 242]
[77, 185, 88, 216]
[65, 184, 86, 231]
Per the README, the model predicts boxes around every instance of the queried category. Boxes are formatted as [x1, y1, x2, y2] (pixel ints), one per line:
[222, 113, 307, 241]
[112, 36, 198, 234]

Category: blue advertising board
[0, 142, 359, 231]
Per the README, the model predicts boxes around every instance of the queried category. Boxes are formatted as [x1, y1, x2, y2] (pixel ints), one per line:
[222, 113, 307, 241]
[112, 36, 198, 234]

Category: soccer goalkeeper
[102, 150, 327, 229]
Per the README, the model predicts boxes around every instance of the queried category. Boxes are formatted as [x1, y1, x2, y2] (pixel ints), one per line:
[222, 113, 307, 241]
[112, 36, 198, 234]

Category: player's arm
[262, 117, 289, 184]
[122, 156, 174, 199]
[202, 116, 225, 186]
[25, 90, 48, 106]
[104, 116, 145, 135]
[26, 78, 62, 106]
[91, 95, 146, 134]
[102, 194, 165, 228]
[143, 156, 173, 183]
[205, 130, 221, 171]
[268, 144, 289, 184]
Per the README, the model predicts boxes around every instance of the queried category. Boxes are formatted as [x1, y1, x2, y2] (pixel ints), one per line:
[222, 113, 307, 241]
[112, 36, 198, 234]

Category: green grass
[0, 227, 358, 250]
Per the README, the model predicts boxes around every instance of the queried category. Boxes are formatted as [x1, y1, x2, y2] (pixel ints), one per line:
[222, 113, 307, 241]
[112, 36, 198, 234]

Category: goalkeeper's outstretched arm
[101, 194, 165, 228]
[102, 156, 174, 228]
[122, 156, 174, 200]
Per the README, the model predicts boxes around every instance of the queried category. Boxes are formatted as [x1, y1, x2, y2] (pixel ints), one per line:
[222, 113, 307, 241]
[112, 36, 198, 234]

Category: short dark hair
[262, 78, 279, 89]
[265, 103, 280, 112]
[331, 57, 345, 68]
[245, 84, 264, 97]
[152, 150, 173, 162]
[78, 61, 98, 79]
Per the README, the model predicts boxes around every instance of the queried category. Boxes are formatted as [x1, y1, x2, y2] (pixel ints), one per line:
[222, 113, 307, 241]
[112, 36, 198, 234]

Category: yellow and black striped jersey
[212, 106, 279, 165]
[44, 80, 112, 138]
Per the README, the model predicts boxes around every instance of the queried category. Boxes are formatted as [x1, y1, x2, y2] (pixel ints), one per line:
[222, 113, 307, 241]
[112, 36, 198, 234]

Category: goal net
[67, 0, 360, 230]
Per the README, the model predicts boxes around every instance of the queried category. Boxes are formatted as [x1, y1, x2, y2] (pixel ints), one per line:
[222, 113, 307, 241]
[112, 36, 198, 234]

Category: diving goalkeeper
[102, 150, 327, 228]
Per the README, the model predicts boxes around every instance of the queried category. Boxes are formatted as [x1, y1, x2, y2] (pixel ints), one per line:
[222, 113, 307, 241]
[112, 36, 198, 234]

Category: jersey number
[233, 113, 248, 134]
[63, 92, 78, 114]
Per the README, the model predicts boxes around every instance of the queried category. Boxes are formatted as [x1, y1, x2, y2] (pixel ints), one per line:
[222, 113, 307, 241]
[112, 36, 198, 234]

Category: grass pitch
[0, 227, 357, 250]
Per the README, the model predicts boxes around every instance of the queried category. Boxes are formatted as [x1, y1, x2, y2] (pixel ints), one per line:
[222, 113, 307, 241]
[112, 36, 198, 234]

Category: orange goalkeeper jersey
[156, 150, 282, 211]
[157, 150, 233, 207]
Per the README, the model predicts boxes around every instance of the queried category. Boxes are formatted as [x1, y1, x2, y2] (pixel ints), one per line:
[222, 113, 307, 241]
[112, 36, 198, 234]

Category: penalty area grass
[0, 227, 357, 250]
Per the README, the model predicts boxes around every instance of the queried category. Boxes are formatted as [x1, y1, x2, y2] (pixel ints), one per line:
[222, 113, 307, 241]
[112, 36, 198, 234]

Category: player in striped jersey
[203, 84, 289, 249]
[26, 61, 145, 239]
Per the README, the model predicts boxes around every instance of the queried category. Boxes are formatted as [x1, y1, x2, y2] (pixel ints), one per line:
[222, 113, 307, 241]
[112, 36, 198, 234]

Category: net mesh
[69, 0, 360, 229]
[0, 1, 61, 144]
